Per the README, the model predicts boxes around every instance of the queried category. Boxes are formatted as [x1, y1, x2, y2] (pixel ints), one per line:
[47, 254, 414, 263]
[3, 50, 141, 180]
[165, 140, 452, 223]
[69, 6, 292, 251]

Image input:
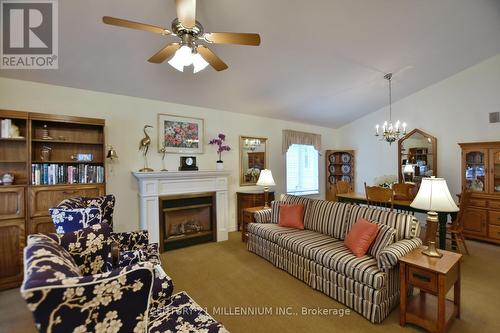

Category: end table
[399, 247, 462, 333]
[241, 206, 265, 242]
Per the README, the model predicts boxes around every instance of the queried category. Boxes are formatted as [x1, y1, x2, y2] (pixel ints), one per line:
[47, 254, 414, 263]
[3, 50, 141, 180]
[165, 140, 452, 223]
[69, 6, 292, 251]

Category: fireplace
[159, 192, 216, 251]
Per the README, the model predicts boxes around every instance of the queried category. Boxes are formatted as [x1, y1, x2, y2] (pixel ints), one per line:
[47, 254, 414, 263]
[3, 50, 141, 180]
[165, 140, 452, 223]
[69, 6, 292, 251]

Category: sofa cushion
[347, 205, 420, 241]
[279, 204, 305, 229]
[275, 230, 386, 289]
[271, 194, 313, 223]
[344, 219, 380, 257]
[247, 223, 303, 243]
[304, 199, 351, 239]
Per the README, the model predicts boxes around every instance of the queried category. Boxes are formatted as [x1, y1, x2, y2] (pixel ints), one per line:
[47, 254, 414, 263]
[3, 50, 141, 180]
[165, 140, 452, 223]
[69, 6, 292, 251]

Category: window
[286, 144, 319, 195]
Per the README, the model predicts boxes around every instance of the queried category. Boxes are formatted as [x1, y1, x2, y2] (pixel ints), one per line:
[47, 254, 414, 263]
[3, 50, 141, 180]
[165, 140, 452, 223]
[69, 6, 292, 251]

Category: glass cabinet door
[464, 150, 488, 192]
[491, 149, 500, 193]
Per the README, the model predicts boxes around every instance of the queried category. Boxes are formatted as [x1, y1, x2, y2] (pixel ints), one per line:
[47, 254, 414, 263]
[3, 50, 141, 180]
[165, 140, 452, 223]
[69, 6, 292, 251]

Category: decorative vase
[216, 161, 224, 171]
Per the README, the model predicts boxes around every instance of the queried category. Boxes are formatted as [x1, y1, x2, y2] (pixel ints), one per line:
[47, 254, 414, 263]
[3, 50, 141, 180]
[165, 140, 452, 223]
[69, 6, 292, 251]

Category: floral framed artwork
[158, 114, 204, 154]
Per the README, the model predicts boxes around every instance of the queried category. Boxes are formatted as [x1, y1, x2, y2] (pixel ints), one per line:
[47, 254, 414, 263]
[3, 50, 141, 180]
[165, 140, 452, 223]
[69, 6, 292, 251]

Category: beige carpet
[1, 232, 499, 333]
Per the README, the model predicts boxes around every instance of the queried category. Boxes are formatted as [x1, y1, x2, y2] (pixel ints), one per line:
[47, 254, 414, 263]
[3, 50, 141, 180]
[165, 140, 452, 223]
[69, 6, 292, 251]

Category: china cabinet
[459, 142, 500, 244]
[325, 150, 355, 201]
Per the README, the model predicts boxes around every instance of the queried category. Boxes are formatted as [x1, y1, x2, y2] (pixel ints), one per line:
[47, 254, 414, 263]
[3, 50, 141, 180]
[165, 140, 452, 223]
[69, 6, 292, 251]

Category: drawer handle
[62, 190, 77, 195]
[413, 272, 431, 283]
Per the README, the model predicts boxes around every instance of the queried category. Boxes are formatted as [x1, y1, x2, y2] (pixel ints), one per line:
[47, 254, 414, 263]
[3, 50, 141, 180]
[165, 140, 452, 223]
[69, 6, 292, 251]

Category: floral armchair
[21, 224, 228, 333]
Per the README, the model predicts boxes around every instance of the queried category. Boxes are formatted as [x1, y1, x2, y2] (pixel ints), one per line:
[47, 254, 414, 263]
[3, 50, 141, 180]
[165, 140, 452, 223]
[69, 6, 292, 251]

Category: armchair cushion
[82, 194, 116, 227]
[377, 238, 423, 270]
[23, 234, 81, 289]
[49, 207, 102, 234]
[21, 263, 155, 333]
[149, 291, 228, 333]
[46, 223, 112, 275]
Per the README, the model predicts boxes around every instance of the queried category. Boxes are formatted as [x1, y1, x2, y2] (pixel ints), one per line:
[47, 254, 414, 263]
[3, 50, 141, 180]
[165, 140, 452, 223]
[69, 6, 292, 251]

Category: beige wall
[0, 77, 336, 232]
[334, 53, 500, 197]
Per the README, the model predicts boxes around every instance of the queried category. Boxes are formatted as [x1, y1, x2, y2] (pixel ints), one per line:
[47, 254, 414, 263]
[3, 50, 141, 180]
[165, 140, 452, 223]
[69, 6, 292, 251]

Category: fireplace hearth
[159, 192, 216, 251]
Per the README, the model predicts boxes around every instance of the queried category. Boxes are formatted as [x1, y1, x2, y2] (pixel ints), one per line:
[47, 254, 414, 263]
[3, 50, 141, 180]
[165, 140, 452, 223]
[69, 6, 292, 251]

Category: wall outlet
[489, 112, 500, 123]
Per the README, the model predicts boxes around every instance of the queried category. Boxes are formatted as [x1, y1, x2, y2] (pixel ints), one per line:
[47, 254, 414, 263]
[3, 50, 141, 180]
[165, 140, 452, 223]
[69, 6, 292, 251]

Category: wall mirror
[398, 129, 437, 185]
[240, 136, 267, 186]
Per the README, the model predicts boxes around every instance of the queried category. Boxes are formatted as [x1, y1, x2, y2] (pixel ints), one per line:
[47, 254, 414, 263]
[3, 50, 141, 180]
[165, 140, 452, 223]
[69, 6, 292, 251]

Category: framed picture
[158, 114, 204, 154]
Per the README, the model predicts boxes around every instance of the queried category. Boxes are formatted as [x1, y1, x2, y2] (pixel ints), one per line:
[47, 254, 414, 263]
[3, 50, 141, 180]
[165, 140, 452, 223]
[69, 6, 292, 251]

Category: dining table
[336, 192, 456, 249]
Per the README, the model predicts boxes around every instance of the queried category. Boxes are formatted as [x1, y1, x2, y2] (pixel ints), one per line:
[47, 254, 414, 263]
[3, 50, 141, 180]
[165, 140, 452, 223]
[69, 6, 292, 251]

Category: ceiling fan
[103, 0, 261, 73]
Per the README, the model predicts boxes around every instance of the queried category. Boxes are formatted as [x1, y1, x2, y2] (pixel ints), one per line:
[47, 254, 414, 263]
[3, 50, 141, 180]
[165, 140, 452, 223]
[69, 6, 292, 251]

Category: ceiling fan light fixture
[168, 45, 193, 72]
[192, 52, 208, 73]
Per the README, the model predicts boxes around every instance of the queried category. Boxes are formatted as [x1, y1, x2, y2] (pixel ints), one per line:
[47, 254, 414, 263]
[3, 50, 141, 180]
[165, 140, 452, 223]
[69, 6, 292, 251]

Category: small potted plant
[209, 133, 231, 170]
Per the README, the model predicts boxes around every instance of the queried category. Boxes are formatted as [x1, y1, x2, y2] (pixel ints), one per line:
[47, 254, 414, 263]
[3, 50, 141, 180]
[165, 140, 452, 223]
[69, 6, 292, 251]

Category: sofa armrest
[377, 238, 423, 270]
[253, 208, 273, 223]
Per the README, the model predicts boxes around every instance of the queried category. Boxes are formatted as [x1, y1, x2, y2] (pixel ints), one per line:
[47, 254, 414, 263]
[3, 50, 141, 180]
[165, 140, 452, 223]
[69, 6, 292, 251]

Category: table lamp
[403, 164, 414, 182]
[410, 177, 459, 258]
[257, 169, 276, 208]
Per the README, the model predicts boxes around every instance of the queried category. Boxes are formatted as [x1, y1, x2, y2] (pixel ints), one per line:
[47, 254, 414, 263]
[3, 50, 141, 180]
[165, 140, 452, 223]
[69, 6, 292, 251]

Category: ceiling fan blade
[148, 43, 181, 63]
[103, 16, 171, 35]
[204, 32, 261, 46]
[197, 45, 228, 71]
[175, 0, 196, 28]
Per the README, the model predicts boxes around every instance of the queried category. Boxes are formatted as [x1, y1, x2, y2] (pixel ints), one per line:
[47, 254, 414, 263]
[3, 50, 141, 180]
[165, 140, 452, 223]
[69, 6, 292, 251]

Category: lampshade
[410, 177, 459, 212]
[403, 164, 414, 174]
[257, 169, 276, 187]
[168, 45, 209, 73]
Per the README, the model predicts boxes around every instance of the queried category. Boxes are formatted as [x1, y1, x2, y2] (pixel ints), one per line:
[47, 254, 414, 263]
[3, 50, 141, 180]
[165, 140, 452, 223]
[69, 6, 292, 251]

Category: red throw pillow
[278, 204, 305, 229]
[344, 218, 380, 257]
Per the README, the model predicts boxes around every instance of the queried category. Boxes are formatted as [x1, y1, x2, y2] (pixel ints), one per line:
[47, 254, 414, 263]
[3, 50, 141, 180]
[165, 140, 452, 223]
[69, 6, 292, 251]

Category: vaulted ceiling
[1, 0, 499, 128]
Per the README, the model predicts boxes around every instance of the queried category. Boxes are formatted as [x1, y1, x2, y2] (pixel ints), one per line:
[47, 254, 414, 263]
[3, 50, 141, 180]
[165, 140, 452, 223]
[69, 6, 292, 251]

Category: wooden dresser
[0, 110, 105, 289]
[459, 142, 500, 244]
[236, 191, 274, 231]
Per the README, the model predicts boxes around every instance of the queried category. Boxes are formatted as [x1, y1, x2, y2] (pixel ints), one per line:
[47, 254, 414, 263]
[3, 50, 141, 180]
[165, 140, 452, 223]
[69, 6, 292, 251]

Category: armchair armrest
[111, 230, 149, 251]
[253, 208, 273, 224]
[21, 263, 155, 333]
[377, 238, 423, 270]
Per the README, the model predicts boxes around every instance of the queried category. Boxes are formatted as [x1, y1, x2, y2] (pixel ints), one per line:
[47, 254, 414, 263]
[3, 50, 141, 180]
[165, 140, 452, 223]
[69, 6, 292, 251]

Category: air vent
[490, 112, 500, 123]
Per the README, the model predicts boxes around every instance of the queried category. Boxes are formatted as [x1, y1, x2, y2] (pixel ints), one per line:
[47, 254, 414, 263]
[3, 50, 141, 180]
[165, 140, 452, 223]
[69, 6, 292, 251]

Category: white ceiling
[1, 0, 500, 128]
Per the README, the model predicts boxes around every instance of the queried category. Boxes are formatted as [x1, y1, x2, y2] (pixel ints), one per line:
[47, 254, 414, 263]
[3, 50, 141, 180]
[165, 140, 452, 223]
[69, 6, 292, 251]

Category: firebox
[159, 192, 216, 251]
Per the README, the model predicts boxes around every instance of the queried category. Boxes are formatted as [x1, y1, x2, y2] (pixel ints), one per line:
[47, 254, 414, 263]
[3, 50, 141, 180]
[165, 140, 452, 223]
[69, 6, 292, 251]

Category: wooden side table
[237, 191, 274, 231]
[241, 206, 265, 242]
[399, 247, 462, 333]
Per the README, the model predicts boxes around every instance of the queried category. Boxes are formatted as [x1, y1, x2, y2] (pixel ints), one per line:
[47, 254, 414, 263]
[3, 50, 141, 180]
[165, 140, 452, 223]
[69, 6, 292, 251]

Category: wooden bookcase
[0, 110, 106, 290]
[325, 150, 355, 201]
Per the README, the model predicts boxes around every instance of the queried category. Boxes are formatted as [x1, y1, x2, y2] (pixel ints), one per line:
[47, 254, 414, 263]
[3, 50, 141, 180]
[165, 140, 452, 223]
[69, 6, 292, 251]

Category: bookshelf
[0, 110, 106, 290]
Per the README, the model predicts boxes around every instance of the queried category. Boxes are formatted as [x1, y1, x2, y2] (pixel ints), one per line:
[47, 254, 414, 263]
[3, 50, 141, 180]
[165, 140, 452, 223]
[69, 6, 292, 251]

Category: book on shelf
[1, 119, 12, 138]
[31, 163, 105, 185]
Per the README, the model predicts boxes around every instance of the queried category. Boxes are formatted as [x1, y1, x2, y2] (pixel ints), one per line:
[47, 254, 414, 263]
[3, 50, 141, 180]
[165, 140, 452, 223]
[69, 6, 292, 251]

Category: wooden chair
[392, 183, 416, 201]
[364, 182, 394, 211]
[447, 189, 472, 255]
[336, 181, 352, 195]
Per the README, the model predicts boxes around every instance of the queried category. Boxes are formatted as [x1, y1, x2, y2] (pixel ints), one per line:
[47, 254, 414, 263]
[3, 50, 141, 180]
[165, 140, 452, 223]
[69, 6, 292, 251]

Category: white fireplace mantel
[133, 170, 231, 245]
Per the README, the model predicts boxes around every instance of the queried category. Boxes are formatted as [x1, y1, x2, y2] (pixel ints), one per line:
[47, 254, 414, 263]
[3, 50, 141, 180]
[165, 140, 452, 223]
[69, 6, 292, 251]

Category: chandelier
[243, 138, 261, 151]
[375, 73, 407, 144]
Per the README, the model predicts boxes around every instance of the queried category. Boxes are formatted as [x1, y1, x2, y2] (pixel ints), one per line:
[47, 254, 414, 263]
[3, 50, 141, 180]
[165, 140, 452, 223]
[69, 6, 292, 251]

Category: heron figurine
[139, 125, 154, 172]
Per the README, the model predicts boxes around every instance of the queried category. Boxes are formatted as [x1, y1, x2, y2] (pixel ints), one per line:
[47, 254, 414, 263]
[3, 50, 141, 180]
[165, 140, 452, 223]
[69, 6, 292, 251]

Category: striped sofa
[247, 194, 422, 323]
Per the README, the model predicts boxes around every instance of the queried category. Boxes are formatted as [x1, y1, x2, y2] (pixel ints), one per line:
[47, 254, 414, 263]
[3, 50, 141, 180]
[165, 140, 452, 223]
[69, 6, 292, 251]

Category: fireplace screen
[159, 192, 216, 251]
